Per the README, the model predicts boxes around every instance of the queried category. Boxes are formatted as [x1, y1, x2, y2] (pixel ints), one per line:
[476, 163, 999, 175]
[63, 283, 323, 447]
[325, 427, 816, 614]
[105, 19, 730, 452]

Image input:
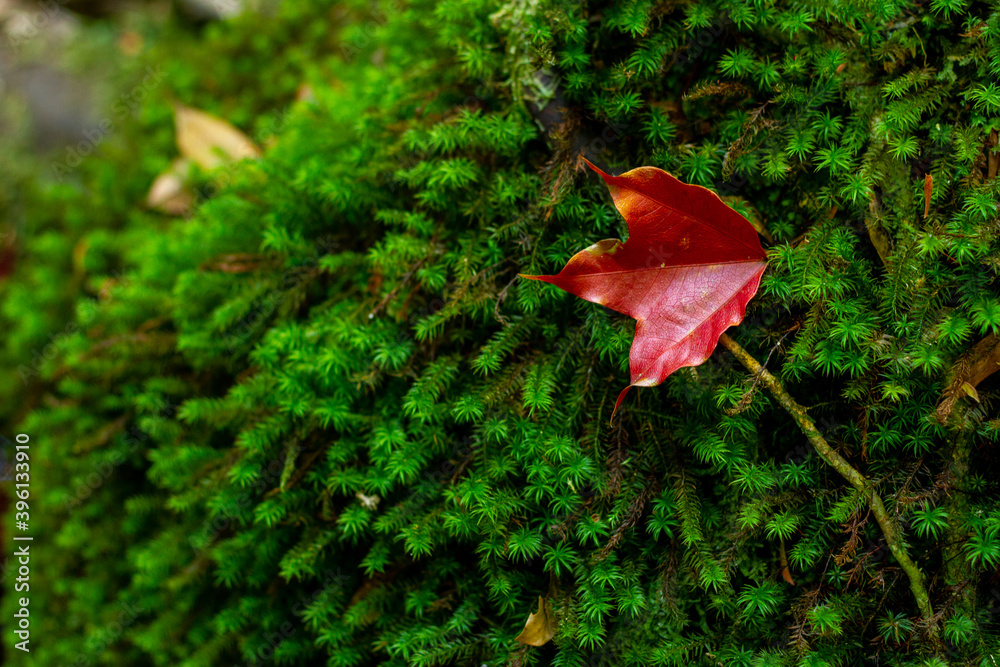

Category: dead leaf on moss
[936, 334, 1000, 422]
[146, 158, 194, 215]
[174, 103, 260, 170]
[780, 540, 796, 586]
[514, 596, 557, 646]
[521, 159, 766, 416]
[961, 381, 980, 402]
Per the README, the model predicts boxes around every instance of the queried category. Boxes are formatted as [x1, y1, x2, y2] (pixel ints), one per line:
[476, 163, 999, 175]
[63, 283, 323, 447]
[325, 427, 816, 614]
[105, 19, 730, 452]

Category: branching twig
[718, 332, 937, 630]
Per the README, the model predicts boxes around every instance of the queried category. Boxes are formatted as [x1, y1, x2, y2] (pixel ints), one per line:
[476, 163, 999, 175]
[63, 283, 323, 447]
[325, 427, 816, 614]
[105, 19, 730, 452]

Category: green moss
[4, 0, 1000, 664]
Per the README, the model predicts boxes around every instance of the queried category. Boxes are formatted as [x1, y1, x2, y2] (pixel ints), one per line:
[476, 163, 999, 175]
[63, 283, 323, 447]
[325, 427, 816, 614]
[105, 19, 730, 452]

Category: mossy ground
[3, 0, 1000, 665]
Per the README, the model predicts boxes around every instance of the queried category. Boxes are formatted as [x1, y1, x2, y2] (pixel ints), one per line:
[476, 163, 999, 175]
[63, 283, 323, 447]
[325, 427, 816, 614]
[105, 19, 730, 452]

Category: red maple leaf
[521, 159, 767, 415]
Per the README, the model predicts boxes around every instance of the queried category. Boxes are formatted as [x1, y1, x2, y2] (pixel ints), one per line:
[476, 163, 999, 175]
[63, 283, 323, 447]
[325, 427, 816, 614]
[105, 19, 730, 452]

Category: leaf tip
[580, 156, 610, 180]
[611, 385, 631, 421]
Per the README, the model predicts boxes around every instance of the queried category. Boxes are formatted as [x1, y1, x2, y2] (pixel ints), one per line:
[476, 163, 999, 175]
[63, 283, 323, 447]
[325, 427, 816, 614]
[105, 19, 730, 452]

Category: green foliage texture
[3, 0, 1000, 665]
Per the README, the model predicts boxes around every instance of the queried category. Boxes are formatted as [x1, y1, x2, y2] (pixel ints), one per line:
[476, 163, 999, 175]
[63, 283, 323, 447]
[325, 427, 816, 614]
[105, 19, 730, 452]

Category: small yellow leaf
[174, 103, 260, 170]
[960, 381, 980, 402]
[937, 334, 1000, 422]
[514, 596, 557, 647]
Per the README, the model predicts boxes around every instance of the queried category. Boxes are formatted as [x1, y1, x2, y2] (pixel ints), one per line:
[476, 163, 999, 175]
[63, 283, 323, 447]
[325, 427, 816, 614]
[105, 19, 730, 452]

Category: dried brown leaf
[146, 158, 194, 215]
[937, 334, 1000, 422]
[514, 596, 557, 646]
[780, 540, 796, 586]
[174, 103, 260, 170]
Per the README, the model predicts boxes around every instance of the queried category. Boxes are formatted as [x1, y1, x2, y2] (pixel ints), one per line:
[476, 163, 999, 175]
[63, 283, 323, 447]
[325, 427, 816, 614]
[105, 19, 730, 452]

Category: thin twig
[493, 273, 519, 325]
[726, 327, 797, 415]
[718, 332, 937, 632]
[368, 257, 426, 320]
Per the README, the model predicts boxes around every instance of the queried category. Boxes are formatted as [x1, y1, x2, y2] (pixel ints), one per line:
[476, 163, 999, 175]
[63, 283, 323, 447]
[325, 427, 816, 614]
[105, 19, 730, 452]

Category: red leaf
[521, 159, 767, 415]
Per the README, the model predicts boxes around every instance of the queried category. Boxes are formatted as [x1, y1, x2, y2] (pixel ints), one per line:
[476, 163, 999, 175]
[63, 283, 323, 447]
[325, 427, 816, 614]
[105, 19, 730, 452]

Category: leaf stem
[718, 332, 936, 627]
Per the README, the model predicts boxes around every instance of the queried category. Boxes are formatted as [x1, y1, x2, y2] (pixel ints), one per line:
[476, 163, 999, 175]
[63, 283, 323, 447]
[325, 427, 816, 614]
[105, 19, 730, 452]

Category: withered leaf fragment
[514, 596, 557, 646]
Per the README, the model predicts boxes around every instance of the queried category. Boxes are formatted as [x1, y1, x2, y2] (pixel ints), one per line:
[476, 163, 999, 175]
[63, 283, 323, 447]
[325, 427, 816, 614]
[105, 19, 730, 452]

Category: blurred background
[0, 4, 334, 630]
[0, 0, 259, 243]
[0, 0, 333, 426]
[0, 0, 253, 157]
